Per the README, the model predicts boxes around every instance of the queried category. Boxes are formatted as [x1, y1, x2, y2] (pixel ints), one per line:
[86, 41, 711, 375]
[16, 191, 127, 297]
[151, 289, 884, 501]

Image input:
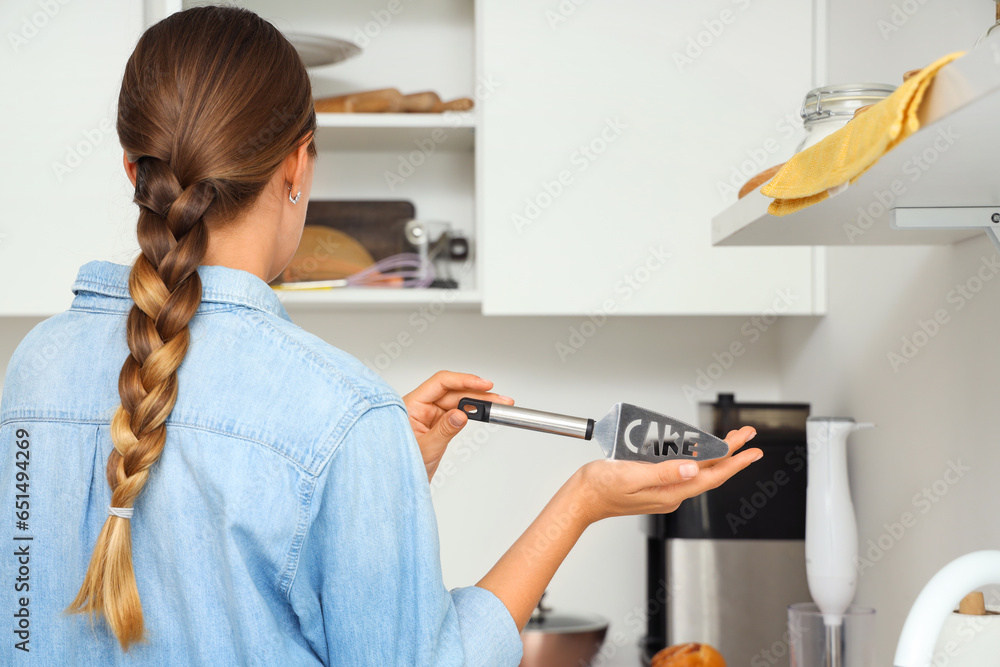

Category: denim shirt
[0, 260, 522, 666]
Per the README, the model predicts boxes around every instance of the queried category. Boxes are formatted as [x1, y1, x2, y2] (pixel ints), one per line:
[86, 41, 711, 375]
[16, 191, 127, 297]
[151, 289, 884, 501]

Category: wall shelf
[313, 113, 475, 152]
[711, 40, 1000, 249]
[273, 287, 481, 309]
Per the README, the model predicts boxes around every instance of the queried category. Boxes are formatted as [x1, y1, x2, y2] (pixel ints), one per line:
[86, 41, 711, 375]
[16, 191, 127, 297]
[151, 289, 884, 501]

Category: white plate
[286, 33, 361, 68]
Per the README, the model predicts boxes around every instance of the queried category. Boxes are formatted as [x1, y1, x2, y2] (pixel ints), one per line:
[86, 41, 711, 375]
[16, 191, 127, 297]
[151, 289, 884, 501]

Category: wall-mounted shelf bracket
[891, 207, 1000, 253]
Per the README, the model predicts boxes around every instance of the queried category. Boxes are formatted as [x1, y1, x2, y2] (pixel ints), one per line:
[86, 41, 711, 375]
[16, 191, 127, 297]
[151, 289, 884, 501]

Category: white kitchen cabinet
[0, 0, 483, 316]
[0, 0, 827, 316]
[195, 0, 483, 307]
[478, 0, 825, 315]
[0, 0, 146, 316]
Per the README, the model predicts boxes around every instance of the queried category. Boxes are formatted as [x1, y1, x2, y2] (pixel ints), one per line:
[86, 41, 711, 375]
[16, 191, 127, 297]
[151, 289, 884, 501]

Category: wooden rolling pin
[400, 92, 475, 112]
[433, 97, 474, 111]
[314, 88, 475, 113]
[400, 91, 440, 112]
[314, 88, 403, 113]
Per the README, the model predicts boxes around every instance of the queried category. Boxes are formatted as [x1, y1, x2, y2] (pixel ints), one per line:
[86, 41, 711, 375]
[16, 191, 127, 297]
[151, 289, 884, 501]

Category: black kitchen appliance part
[641, 393, 811, 665]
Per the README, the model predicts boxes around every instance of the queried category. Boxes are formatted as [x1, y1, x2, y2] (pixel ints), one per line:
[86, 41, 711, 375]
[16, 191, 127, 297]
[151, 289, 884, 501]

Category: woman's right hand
[572, 425, 761, 524]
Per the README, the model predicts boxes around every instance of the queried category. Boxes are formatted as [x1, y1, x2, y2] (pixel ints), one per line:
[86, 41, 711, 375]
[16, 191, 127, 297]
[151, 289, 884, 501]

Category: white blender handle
[893, 550, 1000, 667]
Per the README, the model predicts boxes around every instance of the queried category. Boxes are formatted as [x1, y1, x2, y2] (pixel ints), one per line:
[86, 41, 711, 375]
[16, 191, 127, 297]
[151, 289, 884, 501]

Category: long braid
[65, 157, 213, 649]
[63, 4, 318, 652]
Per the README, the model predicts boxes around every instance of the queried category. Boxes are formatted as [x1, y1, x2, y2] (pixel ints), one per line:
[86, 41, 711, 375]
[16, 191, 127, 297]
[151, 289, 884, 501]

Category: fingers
[418, 408, 469, 449]
[405, 371, 508, 404]
[693, 446, 762, 488]
[697, 425, 757, 469]
[726, 425, 756, 452]
[646, 446, 763, 506]
[447, 390, 514, 409]
[610, 458, 703, 492]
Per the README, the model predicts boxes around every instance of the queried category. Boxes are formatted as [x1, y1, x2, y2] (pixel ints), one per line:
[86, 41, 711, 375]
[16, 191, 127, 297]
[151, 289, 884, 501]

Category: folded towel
[760, 51, 964, 216]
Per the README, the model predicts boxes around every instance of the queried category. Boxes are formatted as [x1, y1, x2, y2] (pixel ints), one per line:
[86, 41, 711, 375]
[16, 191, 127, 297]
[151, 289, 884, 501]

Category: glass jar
[796, 83, 896, 152]
[975, 0, 1000, 47]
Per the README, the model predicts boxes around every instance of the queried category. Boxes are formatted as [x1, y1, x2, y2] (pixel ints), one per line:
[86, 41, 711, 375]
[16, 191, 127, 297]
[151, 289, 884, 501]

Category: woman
[0, 6, 761, 665]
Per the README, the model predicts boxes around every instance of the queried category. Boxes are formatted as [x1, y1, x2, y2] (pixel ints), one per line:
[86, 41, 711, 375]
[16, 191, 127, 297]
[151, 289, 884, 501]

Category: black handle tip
[458, 397, 491, 422]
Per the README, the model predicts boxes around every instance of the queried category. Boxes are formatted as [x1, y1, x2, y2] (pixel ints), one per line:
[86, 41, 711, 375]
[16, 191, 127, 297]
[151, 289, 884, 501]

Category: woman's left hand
[402, 371, 513, 482]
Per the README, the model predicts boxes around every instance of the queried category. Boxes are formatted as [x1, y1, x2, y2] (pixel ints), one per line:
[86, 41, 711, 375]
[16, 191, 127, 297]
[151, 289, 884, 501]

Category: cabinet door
[479, 0, 824, 315]
[0, 1, 145, 316]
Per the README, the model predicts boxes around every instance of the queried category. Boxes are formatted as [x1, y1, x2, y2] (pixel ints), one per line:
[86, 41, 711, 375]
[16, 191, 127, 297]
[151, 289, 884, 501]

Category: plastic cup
[788, 603, 876, 667]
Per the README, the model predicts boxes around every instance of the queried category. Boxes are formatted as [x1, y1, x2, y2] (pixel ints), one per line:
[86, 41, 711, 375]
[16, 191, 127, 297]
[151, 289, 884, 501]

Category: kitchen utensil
[314, 89, 475, 113]
[315, 88, 403, 113]
[895, 550, 1000, 667]
[433, 97, 474, 111]
[797, 84, 896, 152]
[279, 226, 376, 283]
[643, 394, 812, 665]
[789, 603, 875, 667]
[285, 33, 361, 68]
[300, 200, 418, 261]
[457, 398, 731, 462]
[400, 91, 440, 112]
[806, 418, 874, 667]
[519, 593, 608, 667]
[271, 253, 433, 290]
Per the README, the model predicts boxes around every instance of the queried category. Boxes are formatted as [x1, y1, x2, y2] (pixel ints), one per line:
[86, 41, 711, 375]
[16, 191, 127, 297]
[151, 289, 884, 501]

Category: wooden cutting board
[279, 226, 375, 283]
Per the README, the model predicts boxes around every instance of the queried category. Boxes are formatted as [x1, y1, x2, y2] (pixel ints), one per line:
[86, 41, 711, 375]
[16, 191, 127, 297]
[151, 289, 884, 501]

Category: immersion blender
[805, 417, 874, 667]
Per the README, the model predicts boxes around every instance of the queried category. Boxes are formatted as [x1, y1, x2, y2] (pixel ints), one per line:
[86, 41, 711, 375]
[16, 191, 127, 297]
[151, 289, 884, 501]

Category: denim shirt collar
[71, 260, 293, 322]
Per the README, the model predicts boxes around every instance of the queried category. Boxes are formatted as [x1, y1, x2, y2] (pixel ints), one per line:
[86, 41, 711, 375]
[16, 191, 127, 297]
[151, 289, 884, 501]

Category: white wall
[778, 237, 1000, 663]
[775, 1, 1000, 662]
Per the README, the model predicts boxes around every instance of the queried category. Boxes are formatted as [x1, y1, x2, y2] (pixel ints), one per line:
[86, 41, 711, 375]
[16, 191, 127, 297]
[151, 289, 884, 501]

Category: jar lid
[801, 83, 896, 123]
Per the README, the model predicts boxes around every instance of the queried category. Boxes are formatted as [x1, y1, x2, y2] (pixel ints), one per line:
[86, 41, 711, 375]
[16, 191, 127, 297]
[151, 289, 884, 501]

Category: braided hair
[64, 5, 317, 651]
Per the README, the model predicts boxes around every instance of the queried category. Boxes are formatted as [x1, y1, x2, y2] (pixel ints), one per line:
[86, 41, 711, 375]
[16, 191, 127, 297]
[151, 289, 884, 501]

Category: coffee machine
[641, 393, 812, 664]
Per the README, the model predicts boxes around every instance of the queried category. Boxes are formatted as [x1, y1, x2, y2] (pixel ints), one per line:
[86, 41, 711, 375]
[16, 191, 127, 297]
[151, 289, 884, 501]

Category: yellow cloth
[760, 51, 964, 216]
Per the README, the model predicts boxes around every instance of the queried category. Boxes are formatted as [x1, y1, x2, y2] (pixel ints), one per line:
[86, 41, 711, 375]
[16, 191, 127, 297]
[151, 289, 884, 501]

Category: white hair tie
[109, 506, 134, 519]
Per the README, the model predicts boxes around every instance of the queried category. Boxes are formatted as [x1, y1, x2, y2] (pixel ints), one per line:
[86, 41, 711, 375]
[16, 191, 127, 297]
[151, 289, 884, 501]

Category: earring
[288, 186, 301, 205]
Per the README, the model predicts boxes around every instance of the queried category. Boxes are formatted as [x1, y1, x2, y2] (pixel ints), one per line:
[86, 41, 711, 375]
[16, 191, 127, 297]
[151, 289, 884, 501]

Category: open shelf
[313, 112, 475, 152]
[712, 41, 1000, 248]
[273, 287, 482, 309]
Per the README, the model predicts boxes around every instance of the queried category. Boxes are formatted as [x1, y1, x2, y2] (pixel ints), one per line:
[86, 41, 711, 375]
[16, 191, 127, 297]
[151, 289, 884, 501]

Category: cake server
[457, 398, 731, 462]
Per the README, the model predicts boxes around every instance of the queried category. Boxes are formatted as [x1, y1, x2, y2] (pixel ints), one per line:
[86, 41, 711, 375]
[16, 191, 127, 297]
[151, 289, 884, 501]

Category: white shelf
[712, 41, 1000, 248]
[313, 112, 476, 152]
[272, 287, 482, 309]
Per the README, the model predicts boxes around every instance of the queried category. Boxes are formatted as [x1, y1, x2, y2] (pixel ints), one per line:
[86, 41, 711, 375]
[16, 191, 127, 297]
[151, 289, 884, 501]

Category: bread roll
[738, 163, 784, 199]
[650, 643, 726, 667]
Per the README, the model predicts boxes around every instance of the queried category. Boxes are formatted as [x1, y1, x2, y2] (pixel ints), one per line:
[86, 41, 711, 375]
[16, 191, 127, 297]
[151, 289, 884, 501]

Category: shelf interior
[314, 115, 474, 152]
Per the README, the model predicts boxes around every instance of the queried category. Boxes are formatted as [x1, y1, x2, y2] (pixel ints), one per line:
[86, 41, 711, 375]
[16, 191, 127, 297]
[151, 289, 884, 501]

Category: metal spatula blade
[591, 402, 730, 462]
[457, 398, 731, 463]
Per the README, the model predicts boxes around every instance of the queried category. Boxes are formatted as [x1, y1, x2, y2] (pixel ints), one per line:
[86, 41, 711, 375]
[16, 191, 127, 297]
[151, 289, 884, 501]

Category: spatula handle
[458, 398, 594, 440]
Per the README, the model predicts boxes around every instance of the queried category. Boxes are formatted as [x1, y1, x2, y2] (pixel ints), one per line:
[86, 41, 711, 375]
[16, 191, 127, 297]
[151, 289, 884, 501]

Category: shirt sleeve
[286, 399, 523, 666]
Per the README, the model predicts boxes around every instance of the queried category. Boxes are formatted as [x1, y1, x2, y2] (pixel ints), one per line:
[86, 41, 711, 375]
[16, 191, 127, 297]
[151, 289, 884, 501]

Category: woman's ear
[123, 151, 138, 188]
[286, 133, 314, 193]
